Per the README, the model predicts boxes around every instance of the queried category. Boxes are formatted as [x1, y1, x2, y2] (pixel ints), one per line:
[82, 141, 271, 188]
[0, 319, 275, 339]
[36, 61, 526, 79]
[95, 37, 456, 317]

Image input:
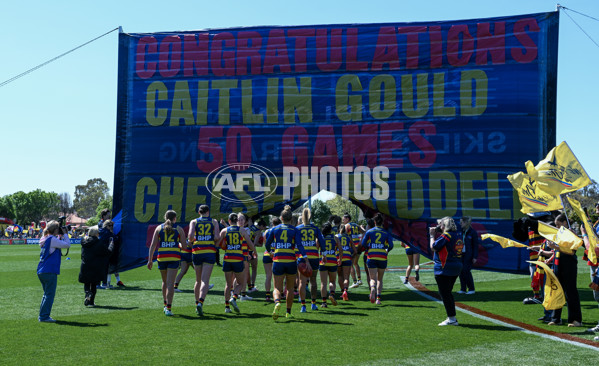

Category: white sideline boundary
[402, 277, 599, 352]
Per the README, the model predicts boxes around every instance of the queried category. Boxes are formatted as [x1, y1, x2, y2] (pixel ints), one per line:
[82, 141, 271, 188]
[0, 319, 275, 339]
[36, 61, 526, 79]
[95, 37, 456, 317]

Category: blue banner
[115, 12, 558, 273]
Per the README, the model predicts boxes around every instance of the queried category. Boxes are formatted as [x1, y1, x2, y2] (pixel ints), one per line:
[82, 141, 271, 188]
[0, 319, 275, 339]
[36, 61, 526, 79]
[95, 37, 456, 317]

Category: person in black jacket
[79, 226, 114, 306]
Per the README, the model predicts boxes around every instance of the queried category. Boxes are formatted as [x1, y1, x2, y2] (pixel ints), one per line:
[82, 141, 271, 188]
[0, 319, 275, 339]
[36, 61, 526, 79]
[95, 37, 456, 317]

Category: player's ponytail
[302, 208, 311, 225]
[164, 210, 177, 234]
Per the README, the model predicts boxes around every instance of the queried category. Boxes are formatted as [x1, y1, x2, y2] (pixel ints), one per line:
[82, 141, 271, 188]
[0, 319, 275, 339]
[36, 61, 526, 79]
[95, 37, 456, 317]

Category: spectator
[457, 216, 479, 294]
[98, 209, 125, 288]
[37, 220, 70, 322]
[79, 226, 114, 307]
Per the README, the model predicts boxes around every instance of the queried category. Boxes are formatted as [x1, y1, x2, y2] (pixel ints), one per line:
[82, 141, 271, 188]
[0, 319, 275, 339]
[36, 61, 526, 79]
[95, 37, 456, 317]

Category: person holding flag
[545, 214, 582, 327]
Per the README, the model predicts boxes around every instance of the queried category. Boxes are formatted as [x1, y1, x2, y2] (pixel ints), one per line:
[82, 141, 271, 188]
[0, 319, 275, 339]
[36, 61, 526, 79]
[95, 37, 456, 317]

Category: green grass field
[1, 244, 599, 365]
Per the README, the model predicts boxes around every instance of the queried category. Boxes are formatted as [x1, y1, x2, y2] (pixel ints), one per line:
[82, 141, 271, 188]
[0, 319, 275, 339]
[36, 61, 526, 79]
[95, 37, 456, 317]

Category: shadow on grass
[291, 318, 353, 326]
[176, 314, 227, 321]
[452, 290, 538, 303]
[458, 323, 520, 331]
[55, 320, 109, 327]
[91, 305, 139, 311]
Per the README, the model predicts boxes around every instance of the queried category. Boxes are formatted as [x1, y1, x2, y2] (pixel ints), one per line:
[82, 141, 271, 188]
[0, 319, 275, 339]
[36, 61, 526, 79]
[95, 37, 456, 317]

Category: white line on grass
[403, 277, 599, 352]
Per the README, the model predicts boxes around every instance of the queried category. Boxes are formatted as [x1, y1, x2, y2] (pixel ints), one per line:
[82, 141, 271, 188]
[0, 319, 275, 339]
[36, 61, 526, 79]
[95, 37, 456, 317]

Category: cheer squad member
[343, 213, 365, 288]
[218, 213, 255, 313]
[37, 220, 71, 322]
[265, 205, 312, 320]
[403, 243, 420, 284]
[319, 222, 343, 307]
[429, 216, 463, 326]
[147, 210, 187, 316]
[296, 208, 326, 312]
[188, 205, 220, 316]
[263, 217, 281, 302]
[337, 226, 356, 301]
[360, 213, 393, 305]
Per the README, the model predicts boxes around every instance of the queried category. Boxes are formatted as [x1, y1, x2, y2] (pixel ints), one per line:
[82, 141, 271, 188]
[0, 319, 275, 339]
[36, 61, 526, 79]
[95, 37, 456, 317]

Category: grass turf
[1, 244, 599, 365]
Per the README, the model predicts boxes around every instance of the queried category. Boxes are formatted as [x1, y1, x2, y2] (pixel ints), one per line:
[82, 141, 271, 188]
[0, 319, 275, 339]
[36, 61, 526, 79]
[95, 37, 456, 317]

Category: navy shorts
[263, 255, 273, 264]
[180, 252, 192, 263]
[193, 253, 216, 266]
[319, 264, 338, 272]
[158, 261, 180, 270]
[273, 262, 297, 276]
[223, 261, 244, 273]
[341, 260, 352, 267]
[366, 259, 387, 269]
[405, 246, 417, 256]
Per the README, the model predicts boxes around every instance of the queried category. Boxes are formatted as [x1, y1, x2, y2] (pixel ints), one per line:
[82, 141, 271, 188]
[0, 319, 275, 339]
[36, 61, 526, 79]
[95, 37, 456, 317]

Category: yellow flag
[528, 260, 565, 310]
[537, 221, 583, 255]
[567, 197, 598, 265]
[507, 171, 563, 213]
[528, 141, 591, 196]
[481, 234, 528, 248]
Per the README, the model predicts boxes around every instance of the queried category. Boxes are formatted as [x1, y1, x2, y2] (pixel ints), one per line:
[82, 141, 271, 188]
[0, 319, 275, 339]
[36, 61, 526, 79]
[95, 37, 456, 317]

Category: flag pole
[559, 194, 572, 228]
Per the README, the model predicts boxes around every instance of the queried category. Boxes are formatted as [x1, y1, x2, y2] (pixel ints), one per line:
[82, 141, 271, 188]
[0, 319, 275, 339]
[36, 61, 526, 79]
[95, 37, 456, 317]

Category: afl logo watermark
[206, 163, 278, 204]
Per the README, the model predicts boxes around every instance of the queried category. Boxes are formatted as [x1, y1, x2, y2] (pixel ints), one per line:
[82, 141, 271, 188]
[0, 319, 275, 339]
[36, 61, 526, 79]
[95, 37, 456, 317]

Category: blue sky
[1, 0, 597, 199]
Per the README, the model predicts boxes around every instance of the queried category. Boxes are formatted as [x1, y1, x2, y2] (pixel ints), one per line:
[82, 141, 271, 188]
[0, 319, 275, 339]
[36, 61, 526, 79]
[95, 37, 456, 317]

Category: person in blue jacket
[37, 220, 71, 322]
[429, 216, 463, 326]
[457, 216, 479, 295]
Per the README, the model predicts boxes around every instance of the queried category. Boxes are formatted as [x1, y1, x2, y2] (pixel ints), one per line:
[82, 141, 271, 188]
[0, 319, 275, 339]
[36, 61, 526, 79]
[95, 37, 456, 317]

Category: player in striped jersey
[337, 225, 356, 301]
[187, 205, 220, 316]
[359, 213, 393, 305]
[343, 213, 365, 288]
[319, 222, 343, 307]
[147, 210, 187, 316]
[265, 205, 311, 320]
[262, 217, 281, 302]
[217, 213, 256, 314]
[296, 208, 326, 312]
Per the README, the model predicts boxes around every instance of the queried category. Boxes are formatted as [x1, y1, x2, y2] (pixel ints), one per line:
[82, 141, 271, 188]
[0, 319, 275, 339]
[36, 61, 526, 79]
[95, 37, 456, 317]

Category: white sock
[449, 316, 457, 322]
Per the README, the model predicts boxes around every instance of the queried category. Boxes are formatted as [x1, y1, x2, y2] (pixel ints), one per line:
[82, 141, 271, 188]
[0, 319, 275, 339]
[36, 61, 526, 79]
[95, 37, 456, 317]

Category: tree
[58, 192, 73, 215]
[73, 178, 111, 218]
[310, 199, 331, 227]
[566, 180, 599, 224]
[3, 190, 60, 224]
[327, 195, 361, 218]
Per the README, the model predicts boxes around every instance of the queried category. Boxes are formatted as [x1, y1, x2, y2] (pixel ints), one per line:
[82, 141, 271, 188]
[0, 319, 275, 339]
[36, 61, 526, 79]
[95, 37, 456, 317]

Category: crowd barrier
[0, 238, 81, 245]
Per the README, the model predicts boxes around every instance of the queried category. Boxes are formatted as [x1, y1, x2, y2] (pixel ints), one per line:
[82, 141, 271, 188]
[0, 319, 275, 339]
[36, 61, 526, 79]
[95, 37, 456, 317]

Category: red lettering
[475, 22, 506, 65]
[315, 28, 342, 72]
[408, 121, 436, 168]
[226, 126, 252, 165]
[236, 32, 262, 76]
[135, 36, 157, 79]
[447, 24, 474, 67]
[197, 127, 224, 172]
[263, 29, 291, 74]
[312, 125, 338, 168]
[159, 35, 182, 78]
[379, 122, 404, 168]
[511, 18, 539, 63]
[282, 126, 309, 167]
[183, 34, 209, 77]
[397, 26, 427, 69]
[371, 27, 400, 71]
[346, 28, 369, 71]
[428, 26, 443, 68]
[210, 32, 235, 77]
[288, 29, 315, 73]
[341, 124, 378, 168]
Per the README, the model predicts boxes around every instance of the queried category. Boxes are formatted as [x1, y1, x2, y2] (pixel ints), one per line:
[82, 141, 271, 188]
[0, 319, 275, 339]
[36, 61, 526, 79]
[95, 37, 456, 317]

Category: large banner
[115, 12, 558, 273]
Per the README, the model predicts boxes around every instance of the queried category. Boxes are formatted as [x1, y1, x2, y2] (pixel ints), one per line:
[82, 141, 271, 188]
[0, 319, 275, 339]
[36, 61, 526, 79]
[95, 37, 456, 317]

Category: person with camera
[430, 217, 463, 326]
[79, 226, 115, 307]
[37, 220, 71, 322]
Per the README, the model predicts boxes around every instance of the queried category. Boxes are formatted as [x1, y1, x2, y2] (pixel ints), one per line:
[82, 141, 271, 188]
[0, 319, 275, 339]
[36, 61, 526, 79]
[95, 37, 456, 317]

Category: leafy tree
[566, 180, 599, 224]
[86, 198, 113, 226]
[327, 195, 361, 219]
[58, 192, 73, 215]
[73, 178, 111, 218]
[0, 196, 11, 218]
[3, 190, 60, 224]
[309, 199, 331, 227]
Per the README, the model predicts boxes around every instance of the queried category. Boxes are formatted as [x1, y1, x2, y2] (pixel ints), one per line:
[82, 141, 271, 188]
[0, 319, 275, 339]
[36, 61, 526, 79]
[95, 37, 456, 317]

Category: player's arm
[188, 219, 196, 245]
[217, 228, 227, 249]
[177, 226, 187, 250]
[264, 229, 274, 252]
[241, 228, 255, 251]
[295, 229, 311, 271]
[335, 236, 343, 265]
[213, 219, 221, 242]
[147, 226, 160, 269]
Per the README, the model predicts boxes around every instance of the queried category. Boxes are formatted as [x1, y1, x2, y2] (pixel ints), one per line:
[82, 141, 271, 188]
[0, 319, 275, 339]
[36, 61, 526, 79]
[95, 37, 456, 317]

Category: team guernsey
[296, 223, 325, 260]
[348, 222, 362, 246]
[361, 227, 392, 262]
[157, 224, 181, 262]
[265, 224, 306, 262]
[192, 217, 216, 255]
[224, 226, 245, 263]
[337, 233, 353, 264]
[320, 234, 339, 267]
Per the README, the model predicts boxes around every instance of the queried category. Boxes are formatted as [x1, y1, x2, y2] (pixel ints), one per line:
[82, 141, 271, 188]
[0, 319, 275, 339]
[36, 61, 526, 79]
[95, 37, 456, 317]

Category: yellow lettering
[283, 77, 313, 123]
[242, 79, 264, 124]
[185, 177, 207, 222]
[169, 80, 194, 126]
[212, 79, 238, 125]
[429, 171, 457, 217]
[395, 173, 424, 219]
[158, 177, 184, 221]
[146, 81, 168, 126]
[433, 73, 455, 117]
[486, 172, 512, 220]
[135, 177, 157, 223]
[196, 81, 208, 125]
[335, 75, 363, 121]
[401, 74, 429, 118]
[459, 171, 486, 219]
[460, 70, 488, 116]
[369, 74, 395, 120]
